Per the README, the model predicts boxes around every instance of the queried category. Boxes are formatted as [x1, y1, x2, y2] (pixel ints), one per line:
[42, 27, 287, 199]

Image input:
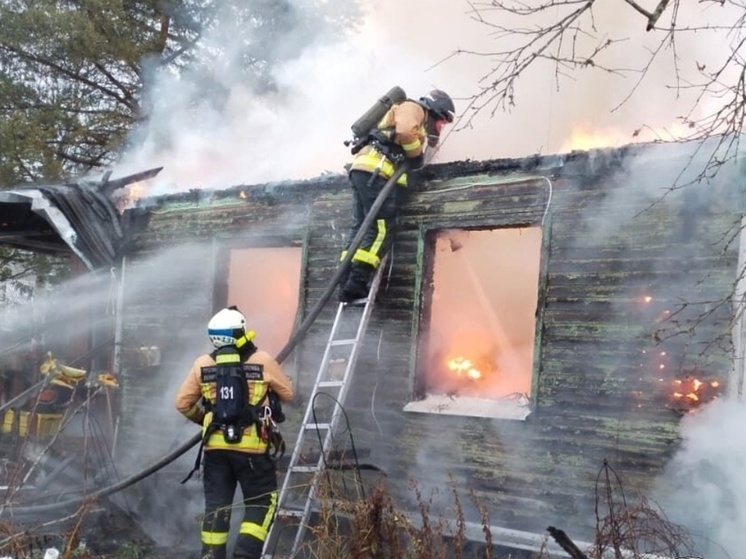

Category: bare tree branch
[621, 0, 653, 19]
[647, 0, 672, 30]
[447, 0, 746, 184]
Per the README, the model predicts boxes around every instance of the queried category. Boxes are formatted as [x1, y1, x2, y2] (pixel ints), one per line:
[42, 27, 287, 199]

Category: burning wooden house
[0, 139, 742, 551]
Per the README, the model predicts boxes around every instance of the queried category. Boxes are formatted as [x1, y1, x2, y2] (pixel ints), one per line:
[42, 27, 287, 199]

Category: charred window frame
[406, 183, 551, 421]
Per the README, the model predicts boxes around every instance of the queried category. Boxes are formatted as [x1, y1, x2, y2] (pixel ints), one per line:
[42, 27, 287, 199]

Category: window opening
[405, 227, 542, 420]
[226, 247, 302, 359]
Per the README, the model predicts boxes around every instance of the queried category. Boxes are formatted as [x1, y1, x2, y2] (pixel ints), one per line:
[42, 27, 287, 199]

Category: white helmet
[207, 307, 254, 348]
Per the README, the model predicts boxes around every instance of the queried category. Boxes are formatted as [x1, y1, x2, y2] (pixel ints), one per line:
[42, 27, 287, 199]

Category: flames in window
[447, 356, 483, 381]
[419, 228, 540, 403]
[427, 348, 498, 397]
[443, 353, 494, 390]
[436, 350, 530, 406]
[424, 330, 534, 399]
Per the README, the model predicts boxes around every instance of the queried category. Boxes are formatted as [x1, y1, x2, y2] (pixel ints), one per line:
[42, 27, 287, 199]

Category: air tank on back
[350, 86, 407, 139]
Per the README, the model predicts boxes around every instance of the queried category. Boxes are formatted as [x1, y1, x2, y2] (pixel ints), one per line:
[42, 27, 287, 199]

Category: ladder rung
[329, 338, 356, 346]
[276, 509, 305, 519]
[317, 380, 344, 388]
[290, 465, 318, 473]
[303, 422, 330, 430]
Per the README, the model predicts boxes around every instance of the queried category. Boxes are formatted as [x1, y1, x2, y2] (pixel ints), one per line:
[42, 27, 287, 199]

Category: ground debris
[0, 503, 197, 559]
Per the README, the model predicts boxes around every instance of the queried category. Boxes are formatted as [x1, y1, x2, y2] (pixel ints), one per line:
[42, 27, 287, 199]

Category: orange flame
[561, 122, 695, 153]
[671, 377, 721, 406]
[127, 181, 146, 201]
[561, 125, 631, 152]
[115, 181, 148, 212]
[447, 356, 482, 380]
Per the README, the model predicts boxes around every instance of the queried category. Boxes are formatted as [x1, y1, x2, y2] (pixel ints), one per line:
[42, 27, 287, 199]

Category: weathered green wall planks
[117, 143, 740, 541]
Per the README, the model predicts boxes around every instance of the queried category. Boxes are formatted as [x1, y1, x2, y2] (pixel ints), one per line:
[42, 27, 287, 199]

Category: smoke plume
[114, 0, 743, 197]
[653, 399, 746, 558]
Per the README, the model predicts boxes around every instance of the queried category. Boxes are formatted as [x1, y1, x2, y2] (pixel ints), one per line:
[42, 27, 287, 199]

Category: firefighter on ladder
[175, 306, 295, 559]
[338, 88, 456, 303]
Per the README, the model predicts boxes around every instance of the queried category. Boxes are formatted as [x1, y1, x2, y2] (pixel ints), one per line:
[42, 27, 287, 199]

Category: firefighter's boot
[339, 262, 375, 303]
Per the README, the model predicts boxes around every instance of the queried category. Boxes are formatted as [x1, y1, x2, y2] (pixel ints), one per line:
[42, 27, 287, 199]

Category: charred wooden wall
[116, 144, 741, 540]
[115, 182, 335, 466]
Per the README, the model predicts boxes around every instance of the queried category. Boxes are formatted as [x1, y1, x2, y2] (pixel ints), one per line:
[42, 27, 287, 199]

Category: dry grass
[282, 475, 502, 559]
[588, 460, 700, 559]
[0, 460, 712, 559]
[266, 459, 711, 559]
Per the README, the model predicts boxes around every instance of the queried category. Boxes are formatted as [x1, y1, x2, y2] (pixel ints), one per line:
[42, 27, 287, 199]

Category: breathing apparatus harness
[181, 340, 285, 484]
[345, 85, 409, 162]
[344, 87, 437, 191]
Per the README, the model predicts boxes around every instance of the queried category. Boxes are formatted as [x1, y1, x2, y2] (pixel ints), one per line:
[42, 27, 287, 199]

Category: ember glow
[447, 356, 482, 381]
[114, 181, 148, 212]
[128, 181, 146, 199]
[669, 376, 722, 411]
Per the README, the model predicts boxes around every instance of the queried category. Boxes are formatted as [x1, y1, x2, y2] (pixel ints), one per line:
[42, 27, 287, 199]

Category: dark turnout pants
[340, 169, 408, 298]
[201, 449, 278, 559]
[346, 169, 399, 269]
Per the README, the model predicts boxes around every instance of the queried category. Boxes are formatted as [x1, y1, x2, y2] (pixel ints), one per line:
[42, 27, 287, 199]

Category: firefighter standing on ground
[338, 88, 456, 303]
[175, 307, 294, 559]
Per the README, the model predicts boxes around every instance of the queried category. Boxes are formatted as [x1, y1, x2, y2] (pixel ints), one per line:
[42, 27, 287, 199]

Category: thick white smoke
[654, 399, 746, 558]
[115, 0, 743, 196]
[117, 0, 450, 195]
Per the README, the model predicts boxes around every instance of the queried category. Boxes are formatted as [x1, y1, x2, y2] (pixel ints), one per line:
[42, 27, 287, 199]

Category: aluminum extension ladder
[262, 256, 388, 559]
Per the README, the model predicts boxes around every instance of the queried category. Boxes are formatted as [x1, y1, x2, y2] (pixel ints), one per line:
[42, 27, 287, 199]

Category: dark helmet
[418, 89, 455, 123]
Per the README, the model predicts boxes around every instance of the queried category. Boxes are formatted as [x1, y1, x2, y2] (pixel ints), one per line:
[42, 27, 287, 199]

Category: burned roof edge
[128, 172, 350, 214]
[0, 167, 163, 270]
[126, 140, 711, 214]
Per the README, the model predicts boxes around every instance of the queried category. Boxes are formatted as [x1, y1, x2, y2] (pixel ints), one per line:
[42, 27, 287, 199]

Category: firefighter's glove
[185, 402, 205, 425]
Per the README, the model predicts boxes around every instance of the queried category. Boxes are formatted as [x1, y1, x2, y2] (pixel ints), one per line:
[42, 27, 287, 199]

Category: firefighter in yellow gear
[339, 89, 456, 303]
[175, 307, 294, 559]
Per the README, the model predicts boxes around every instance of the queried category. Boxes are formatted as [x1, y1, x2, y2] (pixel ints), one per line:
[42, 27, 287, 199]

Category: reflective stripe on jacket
[350, 100, 427, 186]
[175, 349, 294, 454]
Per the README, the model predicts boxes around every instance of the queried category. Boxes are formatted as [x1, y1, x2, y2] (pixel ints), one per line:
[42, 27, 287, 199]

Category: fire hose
[3, 162, 409, 518]
[277, 161, 409, 363]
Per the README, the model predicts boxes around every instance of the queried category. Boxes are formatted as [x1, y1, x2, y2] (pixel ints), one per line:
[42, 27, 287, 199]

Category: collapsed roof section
[0, 167, 162, 270]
